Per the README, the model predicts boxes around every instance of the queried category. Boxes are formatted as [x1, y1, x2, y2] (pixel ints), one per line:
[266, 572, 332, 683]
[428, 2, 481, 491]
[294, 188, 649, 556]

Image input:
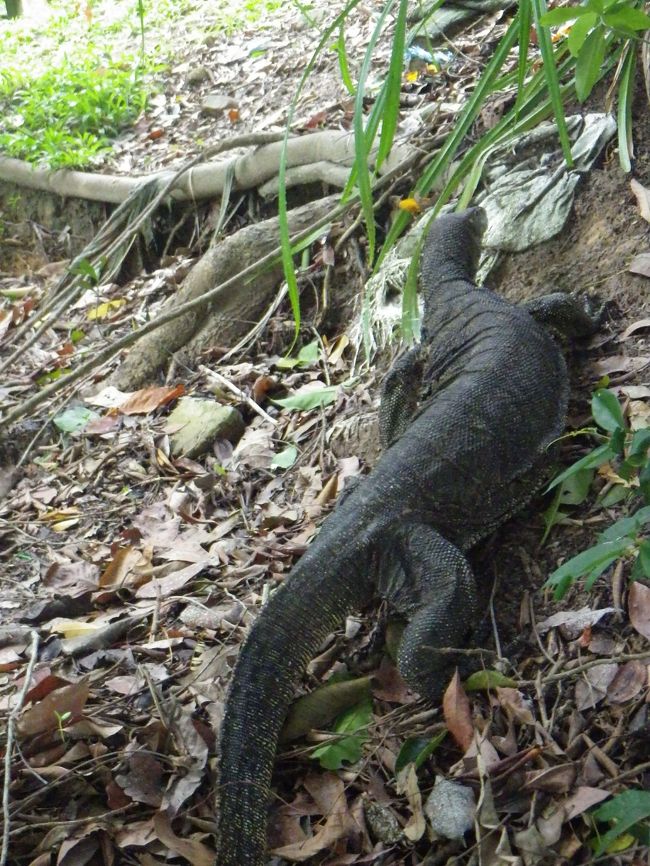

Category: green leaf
[591, 789, 650, 855]
[592, 388, 626, 432]
[53, 406, 99, 433]
[276, 339, 320, 369]
[546, 443, 614, 491]
[540, 8, 591, 25]
[575, 25, 606, 102]
[545, 538, 631, 599]
[515, 0, 532, 115]
[464, 670, 518, 691]
[310, 696, 373, 770]
[531, 0, 575, 164]
[375, 0, 408, 171]
[638, 539, 650, 578]
[567, 12, 599, 56]
[276, 0, 365, 344]
[600, 505, 650, 541]
[542, 467, 594, 543]
[274, 386, 338, 411]
[603, 8, 650, 31]
[629, 428, 650, 458]
[350, 0, 397, 264]
[599, 484, 628, 507]
[282, 676, 372, 742]
[271, 445, 298, 469]
[334, 23, 355, 96]
[640, 461, 650, 503]
[395, 730, 447, 774]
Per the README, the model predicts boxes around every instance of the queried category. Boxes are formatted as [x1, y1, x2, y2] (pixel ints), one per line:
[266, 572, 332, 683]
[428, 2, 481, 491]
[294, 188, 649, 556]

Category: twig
[199, 367, 278, 426]
[602, 759, 650, 788]
[519, 650, 650, 687]
[1, 630, 39, 866]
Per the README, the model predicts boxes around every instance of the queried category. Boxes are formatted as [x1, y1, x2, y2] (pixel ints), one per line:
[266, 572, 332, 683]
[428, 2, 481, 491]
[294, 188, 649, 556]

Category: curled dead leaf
[628, 581, 650, 640]
[442, 670, 474, 751]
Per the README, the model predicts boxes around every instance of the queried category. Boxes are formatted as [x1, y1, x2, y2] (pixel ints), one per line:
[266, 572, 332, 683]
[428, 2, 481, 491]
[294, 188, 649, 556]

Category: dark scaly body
[216, 208, 595, 865]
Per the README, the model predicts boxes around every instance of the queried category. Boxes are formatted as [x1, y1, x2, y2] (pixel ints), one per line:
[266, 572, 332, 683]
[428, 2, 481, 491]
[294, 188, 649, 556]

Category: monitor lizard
[215, 207, 600, 865]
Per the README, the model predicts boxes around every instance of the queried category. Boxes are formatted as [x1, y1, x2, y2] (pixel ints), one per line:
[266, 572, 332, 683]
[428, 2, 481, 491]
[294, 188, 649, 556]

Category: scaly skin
[216, 208, 580, 865]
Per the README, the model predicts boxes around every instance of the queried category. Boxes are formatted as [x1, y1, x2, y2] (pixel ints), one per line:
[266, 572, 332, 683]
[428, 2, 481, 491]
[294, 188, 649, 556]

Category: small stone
[186, 66, 210, 86]
[364, 800, 403, 845]
[167, 397, 244, 458]
[424, 777, 475, 840]
[201, 93, 238, 116]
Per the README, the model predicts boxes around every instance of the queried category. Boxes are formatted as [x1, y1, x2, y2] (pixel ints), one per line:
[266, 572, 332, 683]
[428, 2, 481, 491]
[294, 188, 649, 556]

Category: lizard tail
[216, 539, 373, 865]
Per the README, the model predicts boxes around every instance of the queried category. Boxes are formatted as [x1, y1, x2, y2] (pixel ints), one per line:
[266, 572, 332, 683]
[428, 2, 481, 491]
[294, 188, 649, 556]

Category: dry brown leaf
[116, 753, 165, 806]
[442, 670, 474, 751]
[396, 763, 426, 842]
[619, 316, 650, 337]
[24, 672, 71, 704]
[495, 687, 535, 724]
[271, 773, 354, 860]
[57, 836, 100, 866]
[523, 764, 576, 793]
[106, 778, 131, 809]
[97, 545, 152, 592]
[606, 660, 647, 703]
[17, 680, 90, 737]
[135, 562, 204, 599]
[631, 177, 650, 222]
[536, 606, 616, 638]
[629, 400, 650, 430]
[119, 384, 185, 414]
[628, 581, 650, 639]
[593, 354, 650, 376]
[303, 773, 347, 817]
[114, 818, 157, 849]
[562, 786, 610, 821]
[152, 812, 214, 866]
[628, 256, 650, 278]
[575, 663, 618, 710]
[43, 561, 100, 597]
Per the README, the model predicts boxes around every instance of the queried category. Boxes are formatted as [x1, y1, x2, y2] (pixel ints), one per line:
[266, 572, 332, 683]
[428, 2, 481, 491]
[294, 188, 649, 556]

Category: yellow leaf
[51, 518, 81, 532]
[605, 833, 635, 853]
[49, 619, 101, 638]
[41, 508, 80, 522]
[87, 299, 126, 321]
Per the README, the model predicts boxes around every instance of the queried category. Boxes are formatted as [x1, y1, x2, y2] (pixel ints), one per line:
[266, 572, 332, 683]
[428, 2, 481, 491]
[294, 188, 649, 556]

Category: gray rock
[186, 66, 210, 86]
[168, 397, 244, 458]
[425, 778, 476, 839]
[201, 93, 238, 116]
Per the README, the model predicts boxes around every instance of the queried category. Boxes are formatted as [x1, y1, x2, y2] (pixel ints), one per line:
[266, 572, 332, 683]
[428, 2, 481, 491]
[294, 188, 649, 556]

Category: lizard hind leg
[378, 521, 479, 703]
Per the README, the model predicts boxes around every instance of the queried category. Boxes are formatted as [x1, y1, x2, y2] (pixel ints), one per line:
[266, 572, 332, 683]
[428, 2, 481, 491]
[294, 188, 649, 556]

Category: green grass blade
[378, 11, 521, 265]
[617, 41, 636, 172]
[376, 0, 409, 170]
[515, 0, 532, 115]
[353, 0, 398, 264]
[530, 0, 574, 165]
[278, 0, 364, 342]
[336, 22, 355, 96]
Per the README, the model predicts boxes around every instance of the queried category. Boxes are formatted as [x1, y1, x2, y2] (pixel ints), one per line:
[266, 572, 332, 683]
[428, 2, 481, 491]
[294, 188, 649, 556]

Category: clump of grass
[0, 57, 148, 168]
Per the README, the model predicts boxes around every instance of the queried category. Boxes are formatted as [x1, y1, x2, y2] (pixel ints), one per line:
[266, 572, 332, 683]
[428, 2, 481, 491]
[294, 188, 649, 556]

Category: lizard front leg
[522, 292, 604, 338]
[378, 519, 479, 702]
[378, 346, 425, 450]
